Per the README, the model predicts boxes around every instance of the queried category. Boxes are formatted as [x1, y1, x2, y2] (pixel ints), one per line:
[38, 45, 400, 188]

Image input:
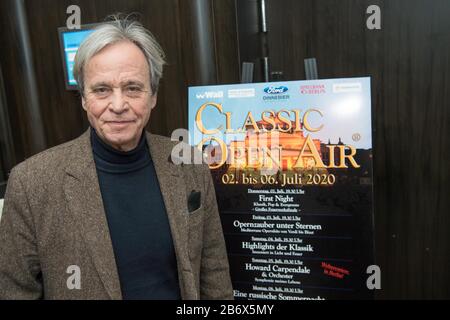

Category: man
[0, 16, 233, 300]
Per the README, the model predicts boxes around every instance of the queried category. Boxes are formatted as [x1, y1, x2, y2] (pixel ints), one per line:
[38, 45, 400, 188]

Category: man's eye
[126, 86, 142, 92]
[93, 87, 110, 94]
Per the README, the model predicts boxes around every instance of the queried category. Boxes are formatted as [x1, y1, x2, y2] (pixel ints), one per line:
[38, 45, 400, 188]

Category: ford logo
[264, 86, 289, 94]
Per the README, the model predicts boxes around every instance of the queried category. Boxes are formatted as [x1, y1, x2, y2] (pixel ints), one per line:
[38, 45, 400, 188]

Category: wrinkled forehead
[84, 41, 150, 86]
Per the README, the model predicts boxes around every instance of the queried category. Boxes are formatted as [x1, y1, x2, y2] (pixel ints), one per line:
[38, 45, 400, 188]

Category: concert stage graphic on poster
[188, 78, 374, 300]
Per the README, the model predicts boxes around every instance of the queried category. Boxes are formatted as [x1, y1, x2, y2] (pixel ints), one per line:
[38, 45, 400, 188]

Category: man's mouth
[105, 120, 135, 128]
[106, 120, 135, 124]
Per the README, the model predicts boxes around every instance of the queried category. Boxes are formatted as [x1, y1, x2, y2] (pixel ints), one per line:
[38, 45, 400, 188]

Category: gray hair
[73, 14, 166, 96]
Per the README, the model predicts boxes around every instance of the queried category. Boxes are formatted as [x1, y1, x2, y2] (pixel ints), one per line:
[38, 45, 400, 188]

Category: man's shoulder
[147, 132, 176, 149]
[147, 132, 194, 159]
[148, 132, 205, 165]
[12, 131, 87, 179]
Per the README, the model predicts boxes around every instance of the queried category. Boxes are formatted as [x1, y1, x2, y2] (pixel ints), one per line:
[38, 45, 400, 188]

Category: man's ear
[81, 96, 87, 111]
[150, 93, 157, 110]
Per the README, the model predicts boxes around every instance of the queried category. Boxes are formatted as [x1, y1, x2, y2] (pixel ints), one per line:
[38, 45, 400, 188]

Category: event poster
[188, 78, 374, 300]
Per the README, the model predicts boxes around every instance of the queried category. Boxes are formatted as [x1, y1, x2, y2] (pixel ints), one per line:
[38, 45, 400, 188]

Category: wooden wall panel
[212, 0, 241, 83]
[0, 0, 41, 163]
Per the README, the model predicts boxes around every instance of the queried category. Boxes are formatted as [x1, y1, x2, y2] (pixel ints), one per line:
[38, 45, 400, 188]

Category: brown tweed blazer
[0, 129, 233, 300]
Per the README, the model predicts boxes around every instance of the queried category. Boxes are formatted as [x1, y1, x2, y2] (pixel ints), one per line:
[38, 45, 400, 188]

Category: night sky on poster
[188, 78, 374, 300]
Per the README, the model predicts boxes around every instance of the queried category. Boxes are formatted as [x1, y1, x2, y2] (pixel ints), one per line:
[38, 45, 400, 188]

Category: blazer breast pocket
[186, 190, 204, 223]
[187, 190, 201, 213]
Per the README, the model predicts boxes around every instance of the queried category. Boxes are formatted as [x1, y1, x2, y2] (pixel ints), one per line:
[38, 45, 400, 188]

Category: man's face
[82, 40, 156, 151]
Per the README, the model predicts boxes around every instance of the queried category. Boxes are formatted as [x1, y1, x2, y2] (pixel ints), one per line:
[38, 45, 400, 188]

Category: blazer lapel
[63, 129, 122, 300]
[146, 133, 192, 296]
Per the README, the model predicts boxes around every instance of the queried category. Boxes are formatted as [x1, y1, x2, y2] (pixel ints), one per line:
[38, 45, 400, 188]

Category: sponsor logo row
[195, 82, 362, 100]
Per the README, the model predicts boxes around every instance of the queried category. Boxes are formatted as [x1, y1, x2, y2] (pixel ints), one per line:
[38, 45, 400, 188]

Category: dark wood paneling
[212, 0, 241, 84]
[236, 0, 265, 81]
[24, 0, 88, 148]
[0, 63, 16, 180]
[0, 0, 42, 163]
[260, 0, 450, 298]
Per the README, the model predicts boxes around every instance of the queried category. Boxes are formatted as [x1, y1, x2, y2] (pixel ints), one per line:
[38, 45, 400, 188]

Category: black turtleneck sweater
[90, 127, 181, 300]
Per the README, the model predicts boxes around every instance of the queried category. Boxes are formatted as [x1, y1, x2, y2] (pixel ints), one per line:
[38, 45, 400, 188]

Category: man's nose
[108, 89, 129, 113]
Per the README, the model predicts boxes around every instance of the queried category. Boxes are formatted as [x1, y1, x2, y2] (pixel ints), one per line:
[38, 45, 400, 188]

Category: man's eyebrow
[89, 82, 112, 89]
[121, 80, 145, 87]
[88, 80, 146, 90]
